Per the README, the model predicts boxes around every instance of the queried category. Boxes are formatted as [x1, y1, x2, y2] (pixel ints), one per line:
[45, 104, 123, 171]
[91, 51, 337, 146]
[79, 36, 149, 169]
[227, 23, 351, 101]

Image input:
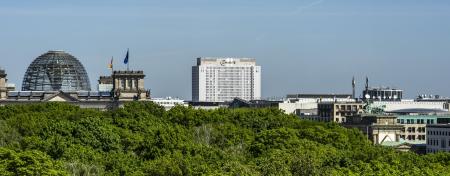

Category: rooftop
[286, 94, 352, 99]
[366, 87, 403, 91]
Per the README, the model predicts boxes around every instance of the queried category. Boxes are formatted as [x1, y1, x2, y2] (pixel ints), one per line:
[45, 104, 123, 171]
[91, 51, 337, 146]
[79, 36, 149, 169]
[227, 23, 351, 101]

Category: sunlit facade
[192, 57, 261, 102]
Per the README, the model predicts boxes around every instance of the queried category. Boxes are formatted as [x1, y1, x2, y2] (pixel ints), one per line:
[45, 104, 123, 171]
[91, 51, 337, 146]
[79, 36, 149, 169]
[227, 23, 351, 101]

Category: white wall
[373, 101, 446, 112]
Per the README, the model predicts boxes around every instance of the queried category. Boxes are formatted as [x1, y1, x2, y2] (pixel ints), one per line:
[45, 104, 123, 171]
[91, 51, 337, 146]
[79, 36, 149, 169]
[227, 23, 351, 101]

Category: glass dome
[22, 50, 91, 91]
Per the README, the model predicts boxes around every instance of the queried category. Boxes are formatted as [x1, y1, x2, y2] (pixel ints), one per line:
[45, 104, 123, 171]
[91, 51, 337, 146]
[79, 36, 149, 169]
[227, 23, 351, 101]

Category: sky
[1, 0, 450, 100]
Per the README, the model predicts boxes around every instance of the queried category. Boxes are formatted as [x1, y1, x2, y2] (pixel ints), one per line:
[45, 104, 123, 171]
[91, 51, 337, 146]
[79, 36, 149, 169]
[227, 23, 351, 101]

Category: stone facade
[345, 114, 404, 145]
[317, 101, 365, 123]
[0, 69, 7, 99]
[0, 69, 151, 110]
[112, 71, 148, 100]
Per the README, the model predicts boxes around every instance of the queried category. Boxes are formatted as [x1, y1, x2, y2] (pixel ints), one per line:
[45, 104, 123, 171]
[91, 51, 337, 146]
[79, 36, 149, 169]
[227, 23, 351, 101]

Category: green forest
[1, 102, 450, 175]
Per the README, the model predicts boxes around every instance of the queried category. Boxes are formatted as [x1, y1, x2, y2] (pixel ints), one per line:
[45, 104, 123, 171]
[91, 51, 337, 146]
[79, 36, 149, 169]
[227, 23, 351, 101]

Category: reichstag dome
[22, 50, 91, 91]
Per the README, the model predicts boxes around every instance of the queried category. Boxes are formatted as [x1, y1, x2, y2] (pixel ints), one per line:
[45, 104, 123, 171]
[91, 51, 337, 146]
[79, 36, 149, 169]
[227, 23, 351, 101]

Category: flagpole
[111, 56, 114, 75]
[127, 48, 130, 71]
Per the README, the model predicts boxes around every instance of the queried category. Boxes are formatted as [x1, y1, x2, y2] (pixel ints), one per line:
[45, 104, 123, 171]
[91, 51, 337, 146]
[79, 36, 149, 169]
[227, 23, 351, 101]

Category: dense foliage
[0, 102, 450, 175]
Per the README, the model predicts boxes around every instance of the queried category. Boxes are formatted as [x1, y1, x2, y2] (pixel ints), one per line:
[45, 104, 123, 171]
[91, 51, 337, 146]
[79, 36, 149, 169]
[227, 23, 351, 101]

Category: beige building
[112, 71, 147, 100]
[0, 69, 7, 99]
[317, 101, 365, 123]
[0, 70, 151, 110]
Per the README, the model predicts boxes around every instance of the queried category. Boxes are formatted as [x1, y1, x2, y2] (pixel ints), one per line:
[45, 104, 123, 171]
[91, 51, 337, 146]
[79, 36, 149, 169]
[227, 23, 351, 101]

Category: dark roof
[0, 69, 5, 76]
[426, 124, 450, 128]
[187, 101, 229, 106]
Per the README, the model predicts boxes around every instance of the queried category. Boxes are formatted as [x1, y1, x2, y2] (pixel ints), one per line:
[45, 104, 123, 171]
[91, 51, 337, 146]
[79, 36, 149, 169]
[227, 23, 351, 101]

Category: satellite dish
[365, 94, 370, 99]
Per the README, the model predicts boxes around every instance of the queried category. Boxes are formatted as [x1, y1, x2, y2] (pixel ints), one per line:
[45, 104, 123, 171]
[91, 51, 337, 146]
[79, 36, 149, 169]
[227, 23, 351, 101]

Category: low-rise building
[396, 115, 439, 143]
[372, 101, 449, 114]
[363, 87, 403, 101]
[317, 101, 364, 123]
[186, 101, 229, 110]
[229, 98, 281, 109]
[426, 124, 450, 153]
[151, 97, 187, 110]
[279, 94, 354, 116]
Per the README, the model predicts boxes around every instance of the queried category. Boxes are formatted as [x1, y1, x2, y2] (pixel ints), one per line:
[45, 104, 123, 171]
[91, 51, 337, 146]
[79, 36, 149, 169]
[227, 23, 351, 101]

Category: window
[407, 135, 416, 140]
[418, 135, 425, 140]
[121, 79, 126, 89]
[418, 127, 425, 133]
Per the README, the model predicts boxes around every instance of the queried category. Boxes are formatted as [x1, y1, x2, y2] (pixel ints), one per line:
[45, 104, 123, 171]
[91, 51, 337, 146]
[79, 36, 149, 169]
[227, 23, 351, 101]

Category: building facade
[192, 57, 261, 102]
[229, 98, 281, 109]
[372, 101, 449, 113]
[345, 114, 403, 145]
[317, 101, 365, 123]
[98, 76, 113, 92]
[426, 124, 450, 153]
[280, 94, 354, 116]
[363, 87, 403, 101]
[0, 69, 7, 99]
[151, 97, 187, 110]
[112, 71, 147, 100]
[397, 115, 433, 142]
[0, 50, 151, 110]
[0, 70, 151, 109]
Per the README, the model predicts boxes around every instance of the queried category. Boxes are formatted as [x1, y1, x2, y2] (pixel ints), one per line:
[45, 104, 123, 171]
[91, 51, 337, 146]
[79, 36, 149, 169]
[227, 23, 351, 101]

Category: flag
[352, 77, 355, 87]
[108, 57, 113, 69]
[123, 49, 129, 64]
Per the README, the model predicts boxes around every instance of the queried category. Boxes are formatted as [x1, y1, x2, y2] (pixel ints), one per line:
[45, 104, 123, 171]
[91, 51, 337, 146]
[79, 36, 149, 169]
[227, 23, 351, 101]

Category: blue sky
[1, 0, 450, 99]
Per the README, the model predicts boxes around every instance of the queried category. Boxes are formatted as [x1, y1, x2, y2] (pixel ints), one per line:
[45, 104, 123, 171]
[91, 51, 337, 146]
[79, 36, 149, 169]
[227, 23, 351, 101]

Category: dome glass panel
[22, 50, 91, 91]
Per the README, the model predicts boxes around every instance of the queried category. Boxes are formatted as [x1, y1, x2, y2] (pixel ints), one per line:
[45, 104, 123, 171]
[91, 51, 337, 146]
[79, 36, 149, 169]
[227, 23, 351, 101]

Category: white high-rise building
[192, 57, 261, 102]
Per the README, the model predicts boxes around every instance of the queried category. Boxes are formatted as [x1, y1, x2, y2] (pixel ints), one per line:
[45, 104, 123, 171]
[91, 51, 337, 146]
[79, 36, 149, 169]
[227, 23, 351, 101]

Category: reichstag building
[0, 50, 150, 109]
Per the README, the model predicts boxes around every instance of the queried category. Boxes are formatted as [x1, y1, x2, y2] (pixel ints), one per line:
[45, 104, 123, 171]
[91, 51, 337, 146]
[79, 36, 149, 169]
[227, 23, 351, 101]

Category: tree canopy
[0, 102, 449, 175]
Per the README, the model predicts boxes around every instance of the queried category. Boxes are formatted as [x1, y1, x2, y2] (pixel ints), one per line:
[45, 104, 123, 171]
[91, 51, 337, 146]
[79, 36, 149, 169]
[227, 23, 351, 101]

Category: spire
[365, 76, 369, 91]
[352, 76, 356, 99]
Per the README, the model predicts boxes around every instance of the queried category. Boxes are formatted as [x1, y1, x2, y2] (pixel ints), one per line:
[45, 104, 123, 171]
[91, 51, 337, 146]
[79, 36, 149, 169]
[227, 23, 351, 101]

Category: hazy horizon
[1, 0, 450, 100]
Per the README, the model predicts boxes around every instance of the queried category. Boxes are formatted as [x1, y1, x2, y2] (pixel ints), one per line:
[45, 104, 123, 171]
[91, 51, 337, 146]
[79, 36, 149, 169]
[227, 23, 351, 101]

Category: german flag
[108, 57, 113, 69]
